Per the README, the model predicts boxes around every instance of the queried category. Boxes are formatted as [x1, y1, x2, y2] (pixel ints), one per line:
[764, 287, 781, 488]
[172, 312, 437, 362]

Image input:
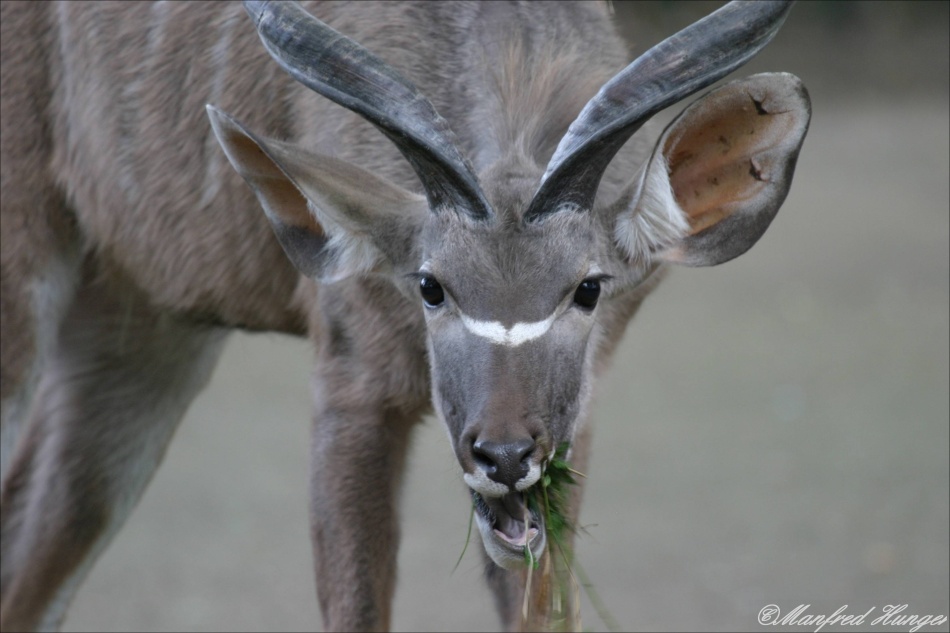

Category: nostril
[512, 440, 534, 466]
[472, 438, 536, 488]
[471, 445, 497, 474]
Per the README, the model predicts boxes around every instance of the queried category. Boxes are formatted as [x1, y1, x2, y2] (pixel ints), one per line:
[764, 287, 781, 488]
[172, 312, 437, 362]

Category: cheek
[433, 378, 464, 437]
[535, 327, 595, 441]
[539, 364, 584, 443]
[426, 336, 471, 440]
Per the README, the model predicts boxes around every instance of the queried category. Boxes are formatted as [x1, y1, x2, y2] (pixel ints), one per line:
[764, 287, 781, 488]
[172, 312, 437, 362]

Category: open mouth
[471, 488, 546, 568]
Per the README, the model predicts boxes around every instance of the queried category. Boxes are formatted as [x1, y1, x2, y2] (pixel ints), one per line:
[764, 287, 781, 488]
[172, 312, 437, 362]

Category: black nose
[472, 438, 536, 489]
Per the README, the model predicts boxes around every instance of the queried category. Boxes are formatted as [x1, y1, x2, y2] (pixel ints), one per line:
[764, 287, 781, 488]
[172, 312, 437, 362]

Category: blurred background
[63, 2, 948, 631]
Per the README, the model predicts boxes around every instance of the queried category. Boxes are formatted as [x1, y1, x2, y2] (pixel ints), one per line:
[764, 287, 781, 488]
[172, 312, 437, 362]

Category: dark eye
[419, 276, 445, 307]
[573, 279, 601, 309]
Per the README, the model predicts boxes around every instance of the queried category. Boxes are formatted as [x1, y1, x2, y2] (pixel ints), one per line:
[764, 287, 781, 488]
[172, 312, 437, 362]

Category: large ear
[615, 73, 810, 267]
[206, 105, 427, 282]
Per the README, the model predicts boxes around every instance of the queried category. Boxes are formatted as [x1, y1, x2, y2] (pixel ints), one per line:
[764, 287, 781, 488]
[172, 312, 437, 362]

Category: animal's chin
[470, 489, 546, 570]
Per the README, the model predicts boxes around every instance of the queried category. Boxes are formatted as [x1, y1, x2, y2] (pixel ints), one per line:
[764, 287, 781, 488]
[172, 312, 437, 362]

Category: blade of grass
[522, 496, 535, 622]
[572, 557, 621, 633]
[452, 501, 475, 574]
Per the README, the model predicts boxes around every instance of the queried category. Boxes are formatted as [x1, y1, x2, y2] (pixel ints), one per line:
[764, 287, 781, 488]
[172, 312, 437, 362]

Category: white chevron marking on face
[460, 312, 557, 347]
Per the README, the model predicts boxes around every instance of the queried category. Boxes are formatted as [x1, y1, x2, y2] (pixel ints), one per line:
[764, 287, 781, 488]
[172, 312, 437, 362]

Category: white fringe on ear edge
[613, 155, 690, 266]
[307, 201, 385, 283]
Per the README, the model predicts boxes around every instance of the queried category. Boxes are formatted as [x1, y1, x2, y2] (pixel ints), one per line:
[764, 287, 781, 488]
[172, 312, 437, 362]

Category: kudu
[0, 0, 810, 630]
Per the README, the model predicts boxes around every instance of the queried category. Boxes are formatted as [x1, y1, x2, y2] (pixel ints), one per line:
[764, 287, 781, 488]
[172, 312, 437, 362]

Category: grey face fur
[421, 178, 618, 565]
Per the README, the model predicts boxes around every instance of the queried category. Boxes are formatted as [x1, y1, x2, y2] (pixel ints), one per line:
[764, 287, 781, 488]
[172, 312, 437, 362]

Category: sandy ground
[58, 3, 948, 632]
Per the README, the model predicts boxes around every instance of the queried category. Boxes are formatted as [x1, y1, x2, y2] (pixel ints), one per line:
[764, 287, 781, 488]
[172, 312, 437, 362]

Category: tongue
[495, 525, 539, 547]
[491, 494, 533, 544]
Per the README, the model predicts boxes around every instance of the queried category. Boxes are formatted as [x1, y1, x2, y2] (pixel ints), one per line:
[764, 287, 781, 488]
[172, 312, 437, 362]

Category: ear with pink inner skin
[618, 72, 811, 267]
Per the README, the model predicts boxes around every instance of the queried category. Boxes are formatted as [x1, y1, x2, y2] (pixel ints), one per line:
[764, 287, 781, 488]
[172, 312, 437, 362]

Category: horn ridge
[244, 0, 492, 220]
[525, 0, 794, 222]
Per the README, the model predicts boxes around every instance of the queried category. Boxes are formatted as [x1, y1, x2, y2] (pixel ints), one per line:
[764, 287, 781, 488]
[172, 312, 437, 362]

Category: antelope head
[207, 0, 810, 569]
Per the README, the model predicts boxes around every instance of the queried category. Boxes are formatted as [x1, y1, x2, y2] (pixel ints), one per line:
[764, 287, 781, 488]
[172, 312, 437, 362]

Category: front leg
[309, 401, 419, 631]
[307, 281, 429, 631]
